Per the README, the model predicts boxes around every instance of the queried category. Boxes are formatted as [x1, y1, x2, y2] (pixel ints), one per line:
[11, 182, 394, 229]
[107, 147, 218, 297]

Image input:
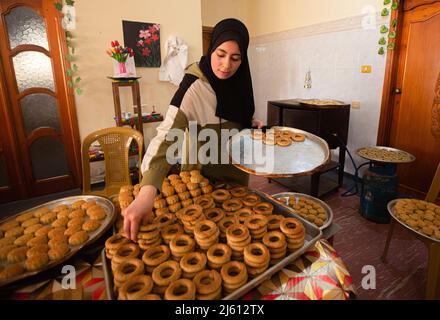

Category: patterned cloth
[6, 240, 355, 300]
[243, 240, 356, 300]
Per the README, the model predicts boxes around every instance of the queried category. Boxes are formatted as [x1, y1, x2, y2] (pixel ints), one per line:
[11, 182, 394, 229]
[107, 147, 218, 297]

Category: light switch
[361, 65, 372, 73]
[352, 101, 361, 109]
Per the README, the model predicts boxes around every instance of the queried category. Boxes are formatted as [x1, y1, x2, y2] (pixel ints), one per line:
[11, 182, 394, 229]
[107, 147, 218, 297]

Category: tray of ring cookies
[102, 170, 322, 300]
[228, 126, 331, 178]
[271, 192, 333, 230]
[0, 195, 115, 288]
[388, 198, 440, 242]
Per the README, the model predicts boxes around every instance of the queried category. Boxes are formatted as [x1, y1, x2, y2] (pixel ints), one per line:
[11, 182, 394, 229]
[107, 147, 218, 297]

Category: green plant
[55, 0, 82, 95]
[378, 0, 400, 55]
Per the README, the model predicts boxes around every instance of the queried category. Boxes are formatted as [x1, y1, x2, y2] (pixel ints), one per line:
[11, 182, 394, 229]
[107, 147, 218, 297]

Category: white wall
[73, 0, 202, 144]
[247, 3, 390, 174]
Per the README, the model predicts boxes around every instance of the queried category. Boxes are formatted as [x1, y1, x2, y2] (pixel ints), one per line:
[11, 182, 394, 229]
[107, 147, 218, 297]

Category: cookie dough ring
[242, 194, 261, 207]
[245, 215, 268, 231]
[105, 234, 130, 251]
[152, 260, 182, 287]
[292, 133, 306, 142]
[276, 136, 292, 147]
[230, 186, 248, 198]
[218, 217, 238, 234]
[222, 199, 243, 212]
[161, 224, 184, 243]
[164, 278, 196, 300]
[193, 269, 222, 295]
[113, 243, 140, 264]
[169, 234, 195, 255]
[194, 220, 218, 239]
[220, 261, 247, 285]
[142, 245, 170, 266]
[280, 218, 304, 236]
[236, 208, 254, 223]
[253, 202, 274, 216]
[211, 189, 231, 203]
[207, 243, 232, 265]
[194, 195, 214, 210]
[263, 231, 287, 249]
[244, 243, 270, 268]
[226, 224, 250, 243]
[205, 208, 225, 224]
[267, 215, 284, 230]
[180, 252, 207, 274]
[114, 258, 145, 283]
[119, 275, 154, 300]
[180, 205, 203, 223]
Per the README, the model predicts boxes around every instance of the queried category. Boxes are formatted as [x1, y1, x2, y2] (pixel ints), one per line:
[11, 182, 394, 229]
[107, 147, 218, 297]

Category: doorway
[378, 0, 440, 198]
[0, 0, 81, 203]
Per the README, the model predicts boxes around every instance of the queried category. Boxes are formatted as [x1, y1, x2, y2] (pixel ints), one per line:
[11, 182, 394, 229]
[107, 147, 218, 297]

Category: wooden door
[379, 0, 440, 197]
[0, 0, 81, 202]
[202, 26, 213, 56]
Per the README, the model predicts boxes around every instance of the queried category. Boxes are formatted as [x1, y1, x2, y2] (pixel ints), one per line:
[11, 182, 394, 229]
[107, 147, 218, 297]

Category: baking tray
[388, 199, 440, 244]
[271, 192, 333, 230]
[228, 127, 330, 178]
[0, 195, 116, 288]
[102, 188, 322, 300]
[356, 146, 416, 164]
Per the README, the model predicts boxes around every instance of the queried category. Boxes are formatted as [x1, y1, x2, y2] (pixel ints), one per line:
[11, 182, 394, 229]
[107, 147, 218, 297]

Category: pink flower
[144, 38, 152, 45]
[153, 24, 160, 31]
[139, 29, 150, 39]
[151, 34, 159, 42]
[148, 25, 157, 34]
[142, 47, 151, 57]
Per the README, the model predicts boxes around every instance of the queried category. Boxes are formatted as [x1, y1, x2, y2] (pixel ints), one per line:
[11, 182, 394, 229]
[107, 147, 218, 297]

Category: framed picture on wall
[122, 20, 161, 68]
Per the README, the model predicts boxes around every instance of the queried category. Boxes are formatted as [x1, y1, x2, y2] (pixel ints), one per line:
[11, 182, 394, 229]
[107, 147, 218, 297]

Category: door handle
[393, 88, 402, 94]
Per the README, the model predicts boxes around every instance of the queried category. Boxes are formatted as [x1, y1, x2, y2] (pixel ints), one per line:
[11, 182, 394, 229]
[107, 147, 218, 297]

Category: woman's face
[210, 40, 242, 79]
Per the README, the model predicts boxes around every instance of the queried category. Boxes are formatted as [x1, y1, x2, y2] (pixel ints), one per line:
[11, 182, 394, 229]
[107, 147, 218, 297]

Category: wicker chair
[381, 162, 440, 299]
[81, 127, 143, 197]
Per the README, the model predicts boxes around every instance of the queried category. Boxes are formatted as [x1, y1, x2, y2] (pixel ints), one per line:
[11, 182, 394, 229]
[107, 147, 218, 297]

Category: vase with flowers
[107, 40, 135, 77]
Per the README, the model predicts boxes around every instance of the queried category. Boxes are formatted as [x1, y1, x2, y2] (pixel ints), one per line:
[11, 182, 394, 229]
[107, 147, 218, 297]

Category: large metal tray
[271, 192, 333, 230]
[356, 146, 415, 164]
[228, 127, 330, 178]
[388, 199, 440, 244]
[102, 188, 322, 300]
[0, 195, 116, 288]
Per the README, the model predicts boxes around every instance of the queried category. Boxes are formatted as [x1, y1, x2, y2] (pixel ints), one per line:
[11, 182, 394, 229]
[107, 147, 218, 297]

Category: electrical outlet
[361, 65, 372, 73]
[352, 101, 361, 109]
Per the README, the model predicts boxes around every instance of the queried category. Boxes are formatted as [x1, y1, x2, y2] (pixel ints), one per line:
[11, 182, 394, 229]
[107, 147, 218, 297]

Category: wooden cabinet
[267, 99, 351, 197]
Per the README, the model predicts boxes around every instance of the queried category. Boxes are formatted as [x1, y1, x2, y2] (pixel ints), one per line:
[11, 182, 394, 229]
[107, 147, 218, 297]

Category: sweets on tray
[109, 171, 305, 300]
[0, 199, 109, 283]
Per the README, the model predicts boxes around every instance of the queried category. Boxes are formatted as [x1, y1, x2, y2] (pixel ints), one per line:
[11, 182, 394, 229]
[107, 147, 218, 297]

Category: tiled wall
[248, 14, 389, 174]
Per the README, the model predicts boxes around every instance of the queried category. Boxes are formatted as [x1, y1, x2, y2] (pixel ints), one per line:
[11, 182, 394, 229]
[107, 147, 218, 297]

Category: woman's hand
[123, 185, 157, 242]
[252, 118, 264, 129]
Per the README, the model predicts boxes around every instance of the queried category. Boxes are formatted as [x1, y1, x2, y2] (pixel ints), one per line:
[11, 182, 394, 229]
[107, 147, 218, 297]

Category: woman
[124, 18, 263, 241]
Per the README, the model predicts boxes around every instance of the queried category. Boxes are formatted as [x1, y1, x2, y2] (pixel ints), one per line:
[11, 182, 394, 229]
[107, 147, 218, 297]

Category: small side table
[109, 77, 143, 134]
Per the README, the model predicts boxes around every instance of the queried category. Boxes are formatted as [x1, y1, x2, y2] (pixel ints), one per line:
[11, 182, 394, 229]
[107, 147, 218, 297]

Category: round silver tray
[356, 146, 416, 164]
[388, 199, 440, 243]
[271, 192, 333, 230]
[0, 195, 116, 288]
[228, 127, 330, 178]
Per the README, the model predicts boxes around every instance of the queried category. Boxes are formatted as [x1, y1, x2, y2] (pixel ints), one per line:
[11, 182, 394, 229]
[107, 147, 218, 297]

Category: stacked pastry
[280, 218, 306, 252]
[105, 174, 309, 300]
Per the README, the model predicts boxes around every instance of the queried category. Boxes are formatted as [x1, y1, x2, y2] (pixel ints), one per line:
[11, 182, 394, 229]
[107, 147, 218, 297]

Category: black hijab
[199, 18, 255, 128]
